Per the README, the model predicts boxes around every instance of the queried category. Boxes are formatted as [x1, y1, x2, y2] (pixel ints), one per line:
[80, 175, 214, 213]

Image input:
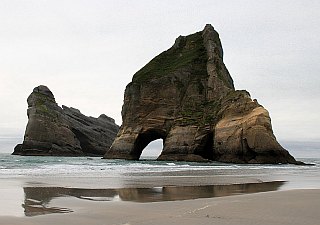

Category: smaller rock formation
[13, 85, 119, 156]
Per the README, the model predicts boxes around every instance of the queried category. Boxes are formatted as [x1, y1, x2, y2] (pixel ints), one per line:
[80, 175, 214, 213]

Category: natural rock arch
[140, 139, 164, 159]
[131, 129, 166, 160]
[104, 24, 300, 164]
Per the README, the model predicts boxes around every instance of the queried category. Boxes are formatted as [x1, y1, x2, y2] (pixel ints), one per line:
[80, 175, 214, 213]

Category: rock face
[13, 85, 119, 156]
[104, 24, 299, 164]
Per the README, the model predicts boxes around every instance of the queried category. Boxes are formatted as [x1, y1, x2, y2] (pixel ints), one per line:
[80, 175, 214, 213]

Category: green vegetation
[33, 92, 58, 120]
[132, 32, 208, 83]
[34, 92, 51, 113]
[131, 29, 235, 127]
[178, 99, 222, 126]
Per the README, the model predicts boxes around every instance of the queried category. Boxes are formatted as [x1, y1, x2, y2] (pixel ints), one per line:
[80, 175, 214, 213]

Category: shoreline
[0, 189, 319, 225]
[1, 154, 319, 224]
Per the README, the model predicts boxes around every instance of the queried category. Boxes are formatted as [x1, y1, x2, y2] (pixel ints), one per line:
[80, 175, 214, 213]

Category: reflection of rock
[22, 198, 73, 217]
[22, 187, 118, 216]
[23, 187, 118, 202]
[161, 181, 285, 200]
[104, 24, 299, 164]
[118, 188, 141, 201]
[22, 181, 285, 215]
[13, 85, 119, 156]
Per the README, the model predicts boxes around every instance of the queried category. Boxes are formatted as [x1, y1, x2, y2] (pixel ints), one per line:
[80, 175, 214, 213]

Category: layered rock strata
[13, 85, 119, 156]
[104, 24, 299, 164]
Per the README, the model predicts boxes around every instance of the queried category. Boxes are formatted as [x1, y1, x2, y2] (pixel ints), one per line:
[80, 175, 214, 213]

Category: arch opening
[132, 129, 166, 160]
[140, 139, 163, 160]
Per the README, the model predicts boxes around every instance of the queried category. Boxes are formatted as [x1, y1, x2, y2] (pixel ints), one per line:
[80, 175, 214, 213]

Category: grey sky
[1, 0, 319, 151]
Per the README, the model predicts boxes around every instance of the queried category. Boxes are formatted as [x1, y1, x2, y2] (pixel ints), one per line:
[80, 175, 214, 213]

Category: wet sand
[0, 177, 286, 216]
[0, 166, 319, 225]
[0, 189, 319, 225]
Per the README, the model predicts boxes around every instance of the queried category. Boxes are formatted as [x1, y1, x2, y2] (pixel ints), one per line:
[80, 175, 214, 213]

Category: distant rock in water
[13, 85, 119, 156]
[104, 24, 300, 164]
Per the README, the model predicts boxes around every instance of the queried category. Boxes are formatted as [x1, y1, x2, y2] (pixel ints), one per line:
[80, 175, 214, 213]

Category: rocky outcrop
[13, 85, 119, 156]
[104, 24, 299, 164]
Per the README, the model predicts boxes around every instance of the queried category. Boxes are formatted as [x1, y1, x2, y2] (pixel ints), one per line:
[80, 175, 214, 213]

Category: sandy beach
[1, 155, 319, 225]
[0, 189, 318, 225]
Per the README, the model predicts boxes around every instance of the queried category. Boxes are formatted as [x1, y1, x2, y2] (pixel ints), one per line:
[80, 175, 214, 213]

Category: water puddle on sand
[22, 181, 285, 216]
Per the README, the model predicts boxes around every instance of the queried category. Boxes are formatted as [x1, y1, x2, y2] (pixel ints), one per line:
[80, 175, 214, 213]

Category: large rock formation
[104, 24, 299, 164]
[13, 85, 119, 156]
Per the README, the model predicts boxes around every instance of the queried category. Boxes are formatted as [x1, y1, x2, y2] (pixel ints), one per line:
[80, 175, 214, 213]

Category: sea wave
[0, 154, 319, 181]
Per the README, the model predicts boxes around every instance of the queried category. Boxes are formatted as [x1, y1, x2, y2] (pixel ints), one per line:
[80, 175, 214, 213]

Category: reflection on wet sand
[22, 198, 73, 216]
[22, 181, 285, 216]
[22, 188, 118, 216]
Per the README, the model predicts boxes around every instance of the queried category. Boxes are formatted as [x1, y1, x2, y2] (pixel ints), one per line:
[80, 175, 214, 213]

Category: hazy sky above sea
[0, 0, 319, 149]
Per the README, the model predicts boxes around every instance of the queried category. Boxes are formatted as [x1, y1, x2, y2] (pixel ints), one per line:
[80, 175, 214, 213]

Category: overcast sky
[1, 1, 319, 152]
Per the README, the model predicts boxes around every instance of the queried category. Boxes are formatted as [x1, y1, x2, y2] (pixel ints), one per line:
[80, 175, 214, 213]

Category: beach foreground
[1, 155, 319, 225]
[0, 189, 319, 225]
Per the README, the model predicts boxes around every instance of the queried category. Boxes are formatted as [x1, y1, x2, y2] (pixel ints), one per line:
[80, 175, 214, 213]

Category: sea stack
[13, 85, 119, 156]
[104, 24, 299, 164]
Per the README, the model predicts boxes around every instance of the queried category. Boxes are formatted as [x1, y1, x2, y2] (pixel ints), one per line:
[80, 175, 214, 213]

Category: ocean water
[0, 153, 319, 188]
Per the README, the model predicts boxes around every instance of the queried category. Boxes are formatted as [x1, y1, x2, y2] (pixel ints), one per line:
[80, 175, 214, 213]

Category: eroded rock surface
[104, 24, 298, 164]
[13, 85, 119, 156]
